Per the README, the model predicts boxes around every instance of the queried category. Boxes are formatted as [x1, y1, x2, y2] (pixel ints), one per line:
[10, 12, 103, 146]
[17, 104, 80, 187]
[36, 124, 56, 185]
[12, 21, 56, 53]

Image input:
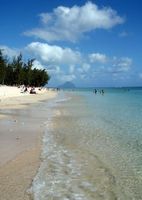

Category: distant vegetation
[0, 49, 50, 87]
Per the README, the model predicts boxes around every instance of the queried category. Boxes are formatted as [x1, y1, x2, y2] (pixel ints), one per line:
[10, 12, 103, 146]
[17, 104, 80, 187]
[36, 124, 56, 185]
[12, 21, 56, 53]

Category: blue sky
[0, 0, 142, 87]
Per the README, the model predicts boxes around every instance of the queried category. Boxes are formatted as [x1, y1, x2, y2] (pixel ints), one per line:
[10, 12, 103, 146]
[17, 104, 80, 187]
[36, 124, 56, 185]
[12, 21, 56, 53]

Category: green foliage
[0, 49, 50, 87]
[0, 49, 7, 84]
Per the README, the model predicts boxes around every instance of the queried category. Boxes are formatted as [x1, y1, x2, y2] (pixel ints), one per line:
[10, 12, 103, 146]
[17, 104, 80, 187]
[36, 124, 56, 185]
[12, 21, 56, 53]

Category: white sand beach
[0, 86, 56, 110]
[0, 85, 57, 200]
[0, 85, 50, 99]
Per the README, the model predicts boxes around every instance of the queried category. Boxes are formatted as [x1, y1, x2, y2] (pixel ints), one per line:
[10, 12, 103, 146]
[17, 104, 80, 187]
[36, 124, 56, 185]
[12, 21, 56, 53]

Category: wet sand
[0, 90, 57, 200]
[0, 144, 41, 200]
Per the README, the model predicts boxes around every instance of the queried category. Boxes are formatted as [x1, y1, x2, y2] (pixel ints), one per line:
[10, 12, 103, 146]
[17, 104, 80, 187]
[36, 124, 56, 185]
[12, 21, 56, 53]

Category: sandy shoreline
[0, 86, 56, 110]
[0, 86, 57, 199]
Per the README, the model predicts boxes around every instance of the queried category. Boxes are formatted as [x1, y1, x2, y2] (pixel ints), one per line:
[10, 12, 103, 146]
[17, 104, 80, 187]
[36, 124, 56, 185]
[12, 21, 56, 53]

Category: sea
[29, 87, 142, 200]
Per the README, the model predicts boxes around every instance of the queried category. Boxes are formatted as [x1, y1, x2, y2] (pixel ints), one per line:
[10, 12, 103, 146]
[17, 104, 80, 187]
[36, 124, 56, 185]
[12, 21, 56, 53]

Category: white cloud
[60, 74, 76, 82]
[1, 43, 133, 85]
[78, 63, 90, 73]
[39, 13, 52, 24]
[112, 57, 132, 72]
[0, 45, 19, 58]
[82, 63, 90, 72]
[47, 65, 65, 82]
[25, 42, 82, 84]
[89, 53, 108, 63]
[88, 56, 132, 81]
[24, 2, 124, 42]
[26, 42, 81, 65]
[45, 64, 76, 83]
[69, 65, 75, 73]
[32, 60, 45, 70]
[47, 65, 61, 74]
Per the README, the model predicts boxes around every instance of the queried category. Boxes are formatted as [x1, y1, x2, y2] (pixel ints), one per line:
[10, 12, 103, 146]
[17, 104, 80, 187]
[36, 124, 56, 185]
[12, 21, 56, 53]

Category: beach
[0, 86, 57, 200]
[1, 87, 142, 200]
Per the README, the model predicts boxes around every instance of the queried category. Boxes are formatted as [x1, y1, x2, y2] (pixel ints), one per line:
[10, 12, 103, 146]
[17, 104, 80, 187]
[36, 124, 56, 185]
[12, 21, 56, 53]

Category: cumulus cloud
[26, 42, 81, 65]
[78, 63, 91, 73]
[47, 65, 61, 75]
[89, 53, 108, 63]
[69, 65, 75, 73]
[2, 43, 133, 85]
[87, 56, 132, 81]
[32, 60, 45, 70]
[48, 65, 76, 82]
[26, 42, 132, 83]
[60, 74, 76, 82]
[0, 45, 19, 58]
[24, 2, 124, 42]
[25, 42, 83, 84]
[112, 57, 132, 72]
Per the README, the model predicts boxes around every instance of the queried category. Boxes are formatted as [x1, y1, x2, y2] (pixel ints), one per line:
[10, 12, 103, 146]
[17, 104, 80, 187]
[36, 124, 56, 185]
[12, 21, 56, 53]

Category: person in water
[101, 89, 104, 95]
[93, 89, 97, 94]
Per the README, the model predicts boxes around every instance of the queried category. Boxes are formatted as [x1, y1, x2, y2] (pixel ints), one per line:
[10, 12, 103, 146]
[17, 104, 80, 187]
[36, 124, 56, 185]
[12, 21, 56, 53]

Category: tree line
[0, 49, 50, 87]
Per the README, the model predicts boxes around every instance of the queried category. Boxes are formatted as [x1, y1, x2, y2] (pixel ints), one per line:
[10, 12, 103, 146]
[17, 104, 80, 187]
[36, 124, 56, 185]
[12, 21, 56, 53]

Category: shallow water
[30, 89, 142, 200]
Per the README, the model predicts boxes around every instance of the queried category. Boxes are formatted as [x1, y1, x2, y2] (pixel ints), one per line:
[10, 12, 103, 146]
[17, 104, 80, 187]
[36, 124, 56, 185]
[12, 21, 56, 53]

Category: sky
[0, 0, 142, 87]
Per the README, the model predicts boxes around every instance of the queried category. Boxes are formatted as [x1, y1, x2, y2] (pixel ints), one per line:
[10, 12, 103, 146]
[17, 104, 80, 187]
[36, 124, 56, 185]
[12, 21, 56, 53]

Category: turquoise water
[30, 88, 142, 200]
[78, 88, 142, 198]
